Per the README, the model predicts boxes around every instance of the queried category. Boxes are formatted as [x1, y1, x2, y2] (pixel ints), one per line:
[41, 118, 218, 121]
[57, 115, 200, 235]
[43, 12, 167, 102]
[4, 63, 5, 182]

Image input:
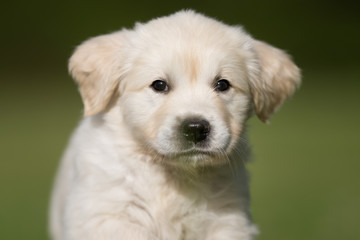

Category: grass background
[1, 0, 359, 239]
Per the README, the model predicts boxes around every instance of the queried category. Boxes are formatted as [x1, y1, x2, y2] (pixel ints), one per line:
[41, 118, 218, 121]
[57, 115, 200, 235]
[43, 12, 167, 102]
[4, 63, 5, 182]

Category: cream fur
[50, 10, 300, 240]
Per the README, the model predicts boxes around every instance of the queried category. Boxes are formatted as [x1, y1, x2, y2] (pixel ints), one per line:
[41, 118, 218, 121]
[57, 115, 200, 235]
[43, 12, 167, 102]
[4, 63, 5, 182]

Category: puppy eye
[214, 79, 231, 92]
[151, 80, 169, 93]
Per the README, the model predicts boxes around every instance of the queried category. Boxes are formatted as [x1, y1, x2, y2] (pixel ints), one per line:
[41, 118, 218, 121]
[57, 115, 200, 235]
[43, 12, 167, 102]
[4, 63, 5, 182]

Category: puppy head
[69, 10, 301, 167]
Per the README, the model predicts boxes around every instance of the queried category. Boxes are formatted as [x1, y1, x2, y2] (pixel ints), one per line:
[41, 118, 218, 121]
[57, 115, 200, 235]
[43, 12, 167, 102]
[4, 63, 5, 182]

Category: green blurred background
[1, 0, 359, 239]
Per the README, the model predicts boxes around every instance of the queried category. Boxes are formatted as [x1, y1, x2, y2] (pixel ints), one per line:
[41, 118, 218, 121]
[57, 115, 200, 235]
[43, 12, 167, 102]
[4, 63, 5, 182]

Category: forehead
[125, 15, 253, 89]
[136, 35, 249, 80]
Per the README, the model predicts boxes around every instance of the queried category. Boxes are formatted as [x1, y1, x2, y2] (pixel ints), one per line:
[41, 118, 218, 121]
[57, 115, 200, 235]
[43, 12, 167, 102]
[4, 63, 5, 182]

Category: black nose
[181, 118, 211, 144]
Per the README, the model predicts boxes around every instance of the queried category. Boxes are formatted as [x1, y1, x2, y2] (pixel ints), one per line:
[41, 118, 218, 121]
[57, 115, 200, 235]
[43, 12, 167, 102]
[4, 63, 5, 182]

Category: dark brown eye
[214, 79, 231, 92]
[151, 80, 169, 92]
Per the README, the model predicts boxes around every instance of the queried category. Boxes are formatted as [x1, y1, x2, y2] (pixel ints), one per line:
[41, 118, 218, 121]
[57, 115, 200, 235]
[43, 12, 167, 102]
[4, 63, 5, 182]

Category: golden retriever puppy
[50, 10, 301, 240]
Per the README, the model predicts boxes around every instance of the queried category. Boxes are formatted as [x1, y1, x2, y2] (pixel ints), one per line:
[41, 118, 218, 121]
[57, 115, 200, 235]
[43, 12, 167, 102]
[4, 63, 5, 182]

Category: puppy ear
[249, 40, 301, 123]
[69, 31, 129, 116]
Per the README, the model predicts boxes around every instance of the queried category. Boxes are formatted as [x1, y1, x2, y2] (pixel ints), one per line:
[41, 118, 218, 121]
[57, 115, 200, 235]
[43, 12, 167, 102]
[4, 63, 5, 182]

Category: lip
[171, 149, 215, 158]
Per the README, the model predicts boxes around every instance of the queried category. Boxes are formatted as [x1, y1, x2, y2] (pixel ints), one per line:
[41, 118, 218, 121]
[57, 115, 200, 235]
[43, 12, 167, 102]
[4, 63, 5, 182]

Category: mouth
[172, 149, 215, 158]
[165, 148, 226, 167]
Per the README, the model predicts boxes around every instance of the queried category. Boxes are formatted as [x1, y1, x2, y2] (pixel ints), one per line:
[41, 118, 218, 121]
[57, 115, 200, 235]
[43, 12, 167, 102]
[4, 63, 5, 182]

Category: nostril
[181, 118, 211, 144]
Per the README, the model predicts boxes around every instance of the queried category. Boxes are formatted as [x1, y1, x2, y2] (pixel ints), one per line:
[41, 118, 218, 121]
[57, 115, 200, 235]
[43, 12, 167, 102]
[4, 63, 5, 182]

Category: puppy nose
[181, 118, 211, 144]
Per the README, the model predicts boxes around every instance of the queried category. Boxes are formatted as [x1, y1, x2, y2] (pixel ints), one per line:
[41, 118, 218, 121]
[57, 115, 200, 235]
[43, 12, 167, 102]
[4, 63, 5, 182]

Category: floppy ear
[249, 40, 301, 123]
[69, 31, 129, 116]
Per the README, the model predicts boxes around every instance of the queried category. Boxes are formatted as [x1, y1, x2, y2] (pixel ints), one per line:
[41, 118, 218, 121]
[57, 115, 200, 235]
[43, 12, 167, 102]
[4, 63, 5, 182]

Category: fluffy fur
[50, 10, 301, 240]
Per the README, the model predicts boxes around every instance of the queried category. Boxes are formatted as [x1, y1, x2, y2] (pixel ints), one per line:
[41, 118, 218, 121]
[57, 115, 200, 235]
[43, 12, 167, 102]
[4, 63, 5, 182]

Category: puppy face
[69, 11, 300, 167]
[119, 24, 254, 166]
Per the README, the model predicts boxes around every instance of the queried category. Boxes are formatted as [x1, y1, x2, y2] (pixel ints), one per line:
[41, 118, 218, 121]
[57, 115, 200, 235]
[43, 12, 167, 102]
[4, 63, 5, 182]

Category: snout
[180, 118, 211, 144]
[150, 109, 232, 160]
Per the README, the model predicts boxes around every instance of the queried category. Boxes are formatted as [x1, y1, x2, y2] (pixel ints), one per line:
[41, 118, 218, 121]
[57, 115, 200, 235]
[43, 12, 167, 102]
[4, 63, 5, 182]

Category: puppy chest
[127, 175, 234, 239]
[149, 187, 210, 240]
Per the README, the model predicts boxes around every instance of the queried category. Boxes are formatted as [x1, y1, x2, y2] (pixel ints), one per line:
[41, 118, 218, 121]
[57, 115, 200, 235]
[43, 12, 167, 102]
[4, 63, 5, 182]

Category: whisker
[216, 147, 237, 177]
